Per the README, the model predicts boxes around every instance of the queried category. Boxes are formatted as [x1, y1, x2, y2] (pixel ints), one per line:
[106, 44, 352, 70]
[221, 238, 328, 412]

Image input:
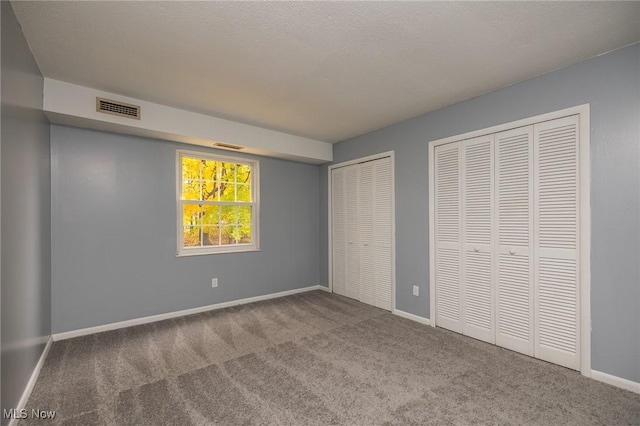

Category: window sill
[176, 247, 261, 257]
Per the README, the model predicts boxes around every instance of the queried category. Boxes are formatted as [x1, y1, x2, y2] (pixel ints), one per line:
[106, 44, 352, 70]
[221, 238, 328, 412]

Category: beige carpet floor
[23, 290, 640, 425]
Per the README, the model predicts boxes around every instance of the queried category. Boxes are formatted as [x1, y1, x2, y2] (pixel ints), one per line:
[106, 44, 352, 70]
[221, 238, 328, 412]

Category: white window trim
[176, 149, 260, 256]
[427, 104, 591, 377]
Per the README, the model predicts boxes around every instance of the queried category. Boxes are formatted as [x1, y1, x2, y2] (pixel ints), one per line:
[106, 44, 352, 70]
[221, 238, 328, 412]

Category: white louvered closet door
[435, 142, 463, 333]
[331, 168, 347, 297]
[331, 156, 394, 311]
[344, 164, 361, 300]
[534, 116, 580, 370]
[462, 136, 495, 343]
[358, 162, 376, 307]
[373, 157, 393, 310]
[495, 126, 535, 356]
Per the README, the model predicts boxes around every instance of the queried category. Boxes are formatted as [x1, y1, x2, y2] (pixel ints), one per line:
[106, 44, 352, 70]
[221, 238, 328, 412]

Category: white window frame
[176, 149, 260, 256]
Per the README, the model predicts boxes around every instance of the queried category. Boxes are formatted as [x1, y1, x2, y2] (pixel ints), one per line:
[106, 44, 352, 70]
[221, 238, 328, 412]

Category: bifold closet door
[436, 136, 496, 341]
[331, 167, 347, 297]
[358, 157, 393, 310]
[495, 126, 535, 356]
[330, 164, 360, 300]
[433, 114, 582, 371]
[344, 164, 361, 300]
[373, 157, 393, 310]
[462, 136, 495, 344]
[332, 157, 393, 310]
[434, 142, 462, 333]
[358, 162, 376, 307]
[534, 115, 580, 370]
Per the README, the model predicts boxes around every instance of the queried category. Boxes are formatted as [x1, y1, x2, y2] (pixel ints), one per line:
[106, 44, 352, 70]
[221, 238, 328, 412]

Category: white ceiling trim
[43, 79, 333, 164]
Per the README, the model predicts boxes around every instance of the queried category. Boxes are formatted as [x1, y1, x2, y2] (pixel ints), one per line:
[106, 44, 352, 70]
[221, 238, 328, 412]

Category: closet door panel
[374, 246, 393, 310]
[345, 165, 360, 300]
[435, 142, 462, 333]
[534, 115, 580, 370]
[495, 126, 534, 356]
[358, 162, 376, 306]
[374, 158, 393, 248]
[462, 136, 495, 343]
[373, 157, 393, 310]
[331, 168, 347, 297]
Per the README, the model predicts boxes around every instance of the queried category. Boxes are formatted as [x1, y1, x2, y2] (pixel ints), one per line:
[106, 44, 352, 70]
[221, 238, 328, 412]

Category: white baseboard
[9, 336, 53, 426]
[318, 285, 331, 292]
[53, 285, 323, 341]
[591, 369, 640, 394]
[393, 309, 431, 325]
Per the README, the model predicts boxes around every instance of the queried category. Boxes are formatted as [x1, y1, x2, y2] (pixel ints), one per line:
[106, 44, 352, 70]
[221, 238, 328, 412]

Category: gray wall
[1, 2, 52, 418]
[321, 43, 640, 382]
[51, 125, 320, 333]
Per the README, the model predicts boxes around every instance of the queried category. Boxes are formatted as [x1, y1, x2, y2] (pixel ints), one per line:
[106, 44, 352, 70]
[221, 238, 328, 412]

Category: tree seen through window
[181, 155, 253, 250]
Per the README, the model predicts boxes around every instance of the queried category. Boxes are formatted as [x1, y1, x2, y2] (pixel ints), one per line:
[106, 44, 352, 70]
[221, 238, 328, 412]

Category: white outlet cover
[212, 278, 218, 288]
[413, 285, 419, 296]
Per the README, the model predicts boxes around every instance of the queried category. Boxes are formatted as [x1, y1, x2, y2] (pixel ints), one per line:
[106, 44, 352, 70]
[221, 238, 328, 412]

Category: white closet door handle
[509, 249, 516, 255]
[363, 243, 369, 246]
[474, 247, 480, 252]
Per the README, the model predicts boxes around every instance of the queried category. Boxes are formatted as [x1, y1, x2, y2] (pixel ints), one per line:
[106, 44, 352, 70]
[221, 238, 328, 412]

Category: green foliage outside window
[181, 156, 253, 248]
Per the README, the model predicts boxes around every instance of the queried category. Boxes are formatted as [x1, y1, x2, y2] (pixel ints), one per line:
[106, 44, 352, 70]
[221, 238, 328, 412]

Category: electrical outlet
[211, 278, 218, 288]
[413, 285, 419, 296]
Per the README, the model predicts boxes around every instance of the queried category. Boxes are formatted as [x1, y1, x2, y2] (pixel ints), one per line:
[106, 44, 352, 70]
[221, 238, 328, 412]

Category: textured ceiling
[11, 1, 640, 143]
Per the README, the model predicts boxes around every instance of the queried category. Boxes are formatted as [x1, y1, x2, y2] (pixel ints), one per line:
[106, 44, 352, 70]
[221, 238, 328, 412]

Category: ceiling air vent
[96, 97, 141, 120]
[214, 142, 244, 150]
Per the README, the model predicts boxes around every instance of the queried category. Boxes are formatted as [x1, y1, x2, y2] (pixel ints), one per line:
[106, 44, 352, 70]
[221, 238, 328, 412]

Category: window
[177, 150, 259, 256]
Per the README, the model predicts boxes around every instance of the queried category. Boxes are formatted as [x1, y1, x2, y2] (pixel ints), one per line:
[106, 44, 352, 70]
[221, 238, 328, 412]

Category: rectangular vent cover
[214, 142, 244, 150]
[96, 97, 141, 120]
